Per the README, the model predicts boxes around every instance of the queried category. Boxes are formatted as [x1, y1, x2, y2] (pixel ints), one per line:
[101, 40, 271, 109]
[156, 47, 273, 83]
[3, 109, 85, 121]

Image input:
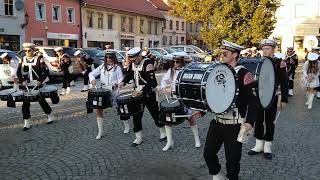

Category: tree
[170, 0, 280, 49]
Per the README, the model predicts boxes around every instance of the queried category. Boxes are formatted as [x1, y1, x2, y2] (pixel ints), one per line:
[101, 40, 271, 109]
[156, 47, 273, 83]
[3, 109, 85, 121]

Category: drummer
[0, 52, 19, 90]
[248, 39, 288, 160]
[54, 47, 72, 95]
[16, 43, 54, 131]
[203, 40, 258, 180]
[74, 50, 94, 92]
[160, 55, 202, 151]
[118, 47, 166, 147]
[89, 51, 130, 139]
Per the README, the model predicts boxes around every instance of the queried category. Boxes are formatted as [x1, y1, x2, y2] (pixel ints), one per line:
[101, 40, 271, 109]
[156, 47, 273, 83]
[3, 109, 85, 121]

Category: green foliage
[170, 0, 280, 49]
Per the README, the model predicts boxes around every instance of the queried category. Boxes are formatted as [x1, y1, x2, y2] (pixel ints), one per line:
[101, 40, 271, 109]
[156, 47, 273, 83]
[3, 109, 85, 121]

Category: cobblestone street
[0, 66, 319, 180]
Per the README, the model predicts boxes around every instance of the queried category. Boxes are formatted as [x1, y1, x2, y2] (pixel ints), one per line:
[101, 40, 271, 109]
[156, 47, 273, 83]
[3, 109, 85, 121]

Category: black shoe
[159, 137, 167, 142]
[22, 127, 31, 131]
[81, 89, 89, 92]
[131, 142, 142, 147]
[47, 121, 54, 124]
[264, 153, 272, 160]
[248, 150, 263, 155]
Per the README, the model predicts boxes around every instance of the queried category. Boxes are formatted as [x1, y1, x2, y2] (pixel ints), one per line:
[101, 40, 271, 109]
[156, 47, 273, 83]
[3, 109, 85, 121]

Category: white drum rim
[258, 58, 276, 108]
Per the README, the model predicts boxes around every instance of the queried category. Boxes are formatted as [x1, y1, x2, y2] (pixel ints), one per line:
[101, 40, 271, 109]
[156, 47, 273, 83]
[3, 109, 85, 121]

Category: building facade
[82, 0, 164, 50]
[271, 0, 320, 57]
[0, 0, 25, 51]
[24, 0, 81, 47]
[186, 22, 203, 47]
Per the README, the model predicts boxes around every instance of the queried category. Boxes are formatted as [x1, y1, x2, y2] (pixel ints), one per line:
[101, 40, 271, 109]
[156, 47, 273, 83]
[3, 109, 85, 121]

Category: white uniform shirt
[89, 64, 123, 89]
[160, 68, 180, 91]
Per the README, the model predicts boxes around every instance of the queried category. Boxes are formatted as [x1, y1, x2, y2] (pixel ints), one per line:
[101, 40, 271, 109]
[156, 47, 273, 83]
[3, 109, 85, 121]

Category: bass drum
[238, 57, 276, 109]
[176, 63, 238, 114]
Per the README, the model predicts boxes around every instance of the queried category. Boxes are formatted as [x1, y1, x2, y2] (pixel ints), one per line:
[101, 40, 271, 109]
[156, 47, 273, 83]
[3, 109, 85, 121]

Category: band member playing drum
[74, 50, 94, 92]
[203, 40, 257, 180]
[89, 52, 130, 139]
[118, 47, 166, 147]
[285, 47, 298, 96]
[17, 43, 54, 131]
[311, 47, 320, 99]
[54, 47, 71, 95]
[160, 55, 202, 151]
[248, 39, 288, 160]
[0, 52, 19, 90]
[303, 53, 320, 109]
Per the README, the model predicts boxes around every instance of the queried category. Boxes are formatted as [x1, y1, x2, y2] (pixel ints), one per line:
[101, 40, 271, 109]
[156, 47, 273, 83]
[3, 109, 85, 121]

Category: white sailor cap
[221, 40, 245, 52]
[0, 52, 9, 59]
[127, 47, 141, 57]
[260, 39, 277, 48]
[22, 42, 35, 49]
[54, 47, 63, 52]
[274, 53, 286, 60]
[74, 50, 82, 56]
[307, 52, 319, 61]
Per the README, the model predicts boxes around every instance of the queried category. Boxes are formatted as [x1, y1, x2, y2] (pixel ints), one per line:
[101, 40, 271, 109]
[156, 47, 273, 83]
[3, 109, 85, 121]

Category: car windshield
[118, 51, 126, 57]
[84, 49, 105, 58]
[163, 48, 175, 54]
[150, 49, 162, 56]
[189, 45, 204, 53]
[171, 47, 184, 52]
[43, 49, 57, 57]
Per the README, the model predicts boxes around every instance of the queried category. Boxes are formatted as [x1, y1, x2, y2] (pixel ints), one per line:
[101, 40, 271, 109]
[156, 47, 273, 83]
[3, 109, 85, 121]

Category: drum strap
[234, 65, 245, 74]
[22, 57, 40, 81]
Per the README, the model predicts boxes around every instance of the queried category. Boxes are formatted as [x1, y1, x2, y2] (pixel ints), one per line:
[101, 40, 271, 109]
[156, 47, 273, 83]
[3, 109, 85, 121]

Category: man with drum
[203, 40, 258, 180]
[17, 43, 54, 131]
[248, 39, 288, 160]
[74, 50, 94, 92]
[285, 47, 298, 96]
[118, 47, 166, 146]
[54, 47, 72, 95]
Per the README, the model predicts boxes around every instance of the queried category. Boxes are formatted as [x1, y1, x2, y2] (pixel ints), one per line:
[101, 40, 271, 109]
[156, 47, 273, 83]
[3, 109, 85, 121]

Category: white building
[0, 0, 25, 51]
[271, 0, 320, 57]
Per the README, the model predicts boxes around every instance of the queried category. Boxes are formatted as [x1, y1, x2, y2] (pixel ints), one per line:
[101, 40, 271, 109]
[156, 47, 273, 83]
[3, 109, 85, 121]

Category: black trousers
[203, 120, 242, 180]
[62, 71, 71, 88]
[133, 91, 164, 132]
[288, 71, 295, 90]
[22, 96, 52, 119]
[254, 95, 278, 141]
[83, 67, 91, 85]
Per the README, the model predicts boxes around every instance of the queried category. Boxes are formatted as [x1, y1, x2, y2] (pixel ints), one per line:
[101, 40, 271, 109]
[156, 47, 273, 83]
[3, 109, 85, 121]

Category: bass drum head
[206, 63, 236, 114]
[259, 58, 275, 108]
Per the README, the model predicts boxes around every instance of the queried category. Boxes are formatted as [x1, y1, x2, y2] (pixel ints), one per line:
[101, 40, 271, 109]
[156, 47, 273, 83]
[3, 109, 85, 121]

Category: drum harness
[132, 58, 156, 96]
[21, 56, 49, 87]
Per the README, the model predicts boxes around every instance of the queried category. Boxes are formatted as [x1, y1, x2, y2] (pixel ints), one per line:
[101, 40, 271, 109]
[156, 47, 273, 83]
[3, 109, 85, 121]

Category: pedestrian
[54, 47, 71, 95]
[203, 40, 258, 180]
[89, 51, 130, 139]
[160, 55, 202, 151]
[248, 39, 288, 160]
[285, 47, 298, 96]
[303, 53, 320, 109]
[17, 43, 54, 131]
[118, 47, 166, 147]
[74, 50, 94, 92]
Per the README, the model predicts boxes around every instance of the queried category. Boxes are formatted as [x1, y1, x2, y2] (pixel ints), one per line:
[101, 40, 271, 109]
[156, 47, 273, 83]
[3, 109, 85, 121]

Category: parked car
[17, 46, 82, 78]
[170, 45, 207, 61]
[0, 49, 19, 89]
[149, 47, 174, 61]
[82, 48, 125, 68]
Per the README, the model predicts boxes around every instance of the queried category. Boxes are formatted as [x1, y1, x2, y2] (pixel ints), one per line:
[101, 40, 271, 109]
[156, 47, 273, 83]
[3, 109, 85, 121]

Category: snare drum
[11, 91, 24, 102]
[116, 92, 143, 116]
[238, 57, 276, 109]
[176, 63, 238, 114]
[0, 89, 15, 101]
[24, 90, 40, 102]
[87, 88, 112, 109]
[159, 98, 186, 126]
[39, 85, 60, 104]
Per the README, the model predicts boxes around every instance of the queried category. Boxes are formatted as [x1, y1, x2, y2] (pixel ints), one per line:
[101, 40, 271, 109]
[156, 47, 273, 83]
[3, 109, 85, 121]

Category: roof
[148, 0, 170, 11]
[84, 0, 164, 19]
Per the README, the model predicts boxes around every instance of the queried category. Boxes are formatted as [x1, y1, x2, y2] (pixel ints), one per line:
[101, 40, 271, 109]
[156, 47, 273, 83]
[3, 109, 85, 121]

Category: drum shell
[159, 99, 186, 125]
[11, 91, 24, 102]
[116, 92, 144, 117]
[39, 86, 58, 98]
[87, 89, 112, 109]
[0, 89, 15, 101]
[24, 91, 40, 102]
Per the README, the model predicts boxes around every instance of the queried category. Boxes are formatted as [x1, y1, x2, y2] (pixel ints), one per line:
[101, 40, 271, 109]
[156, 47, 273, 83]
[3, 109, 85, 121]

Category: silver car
[170, 45, 207, 61]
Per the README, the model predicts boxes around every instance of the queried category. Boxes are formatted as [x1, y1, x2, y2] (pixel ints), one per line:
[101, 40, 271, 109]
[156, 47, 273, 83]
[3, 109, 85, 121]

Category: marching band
[1, 38, 320, 180]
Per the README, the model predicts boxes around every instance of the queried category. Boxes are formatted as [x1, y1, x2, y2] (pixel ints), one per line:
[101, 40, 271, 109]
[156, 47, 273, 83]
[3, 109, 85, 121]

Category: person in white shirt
[0, 52, 19, 90]
[160, 55, 203, 151]
[303, 53, 320, 109]
[89, 52, 130, 139]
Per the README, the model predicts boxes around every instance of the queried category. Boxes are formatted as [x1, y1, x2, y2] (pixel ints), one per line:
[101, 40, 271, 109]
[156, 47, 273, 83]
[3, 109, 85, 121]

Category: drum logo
[215, 71, 227, 88]
[182, 73, 203, 80]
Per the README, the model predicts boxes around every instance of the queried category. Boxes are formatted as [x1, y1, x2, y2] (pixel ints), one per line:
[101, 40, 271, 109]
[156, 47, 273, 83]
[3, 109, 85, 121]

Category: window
[140, 19, 144, 33]
[98, 12, 103, 28]
[121, 16, 126, 32]
[182, 22, 185, 31]
[189, 23, 193, 32]
[154, 22, 158, 35]
[33, 40, 43, 46]
[175, 36, 179, 45]
[169, 36, 172, 45]
[163, 20, 166, 29]
[52, 5, 61, 22]
[181, 37, 185, 44]
[163, 36, 167, 45]
[148, 21, 152, 34]
[169, 20, 173, 30]
[67, 8, 75, 23]
[4, 0, 13, 16]
[35, 2, 46, 21]
[129, 17, 134, 32]
[87, 11, 93, 27]
[176, 21, 179, 30]
[108, 15, 113, 29]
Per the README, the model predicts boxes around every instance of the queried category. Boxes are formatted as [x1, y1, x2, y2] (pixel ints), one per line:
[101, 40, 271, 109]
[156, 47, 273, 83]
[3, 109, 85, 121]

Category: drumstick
[170, 100, 178, 104]
[25, 86, 29, 92]
[165, 94, 169, 103]
[274, 111, 281, 123]
[31, 85, 38, 91]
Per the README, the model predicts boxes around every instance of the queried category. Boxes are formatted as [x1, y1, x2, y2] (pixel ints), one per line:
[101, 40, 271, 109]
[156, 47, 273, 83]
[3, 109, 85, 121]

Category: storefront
[120, 34, 135, 50]
[87, 41, 114, 49]
[46, 32, 79, 47]
[0, 35, 20, 51]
